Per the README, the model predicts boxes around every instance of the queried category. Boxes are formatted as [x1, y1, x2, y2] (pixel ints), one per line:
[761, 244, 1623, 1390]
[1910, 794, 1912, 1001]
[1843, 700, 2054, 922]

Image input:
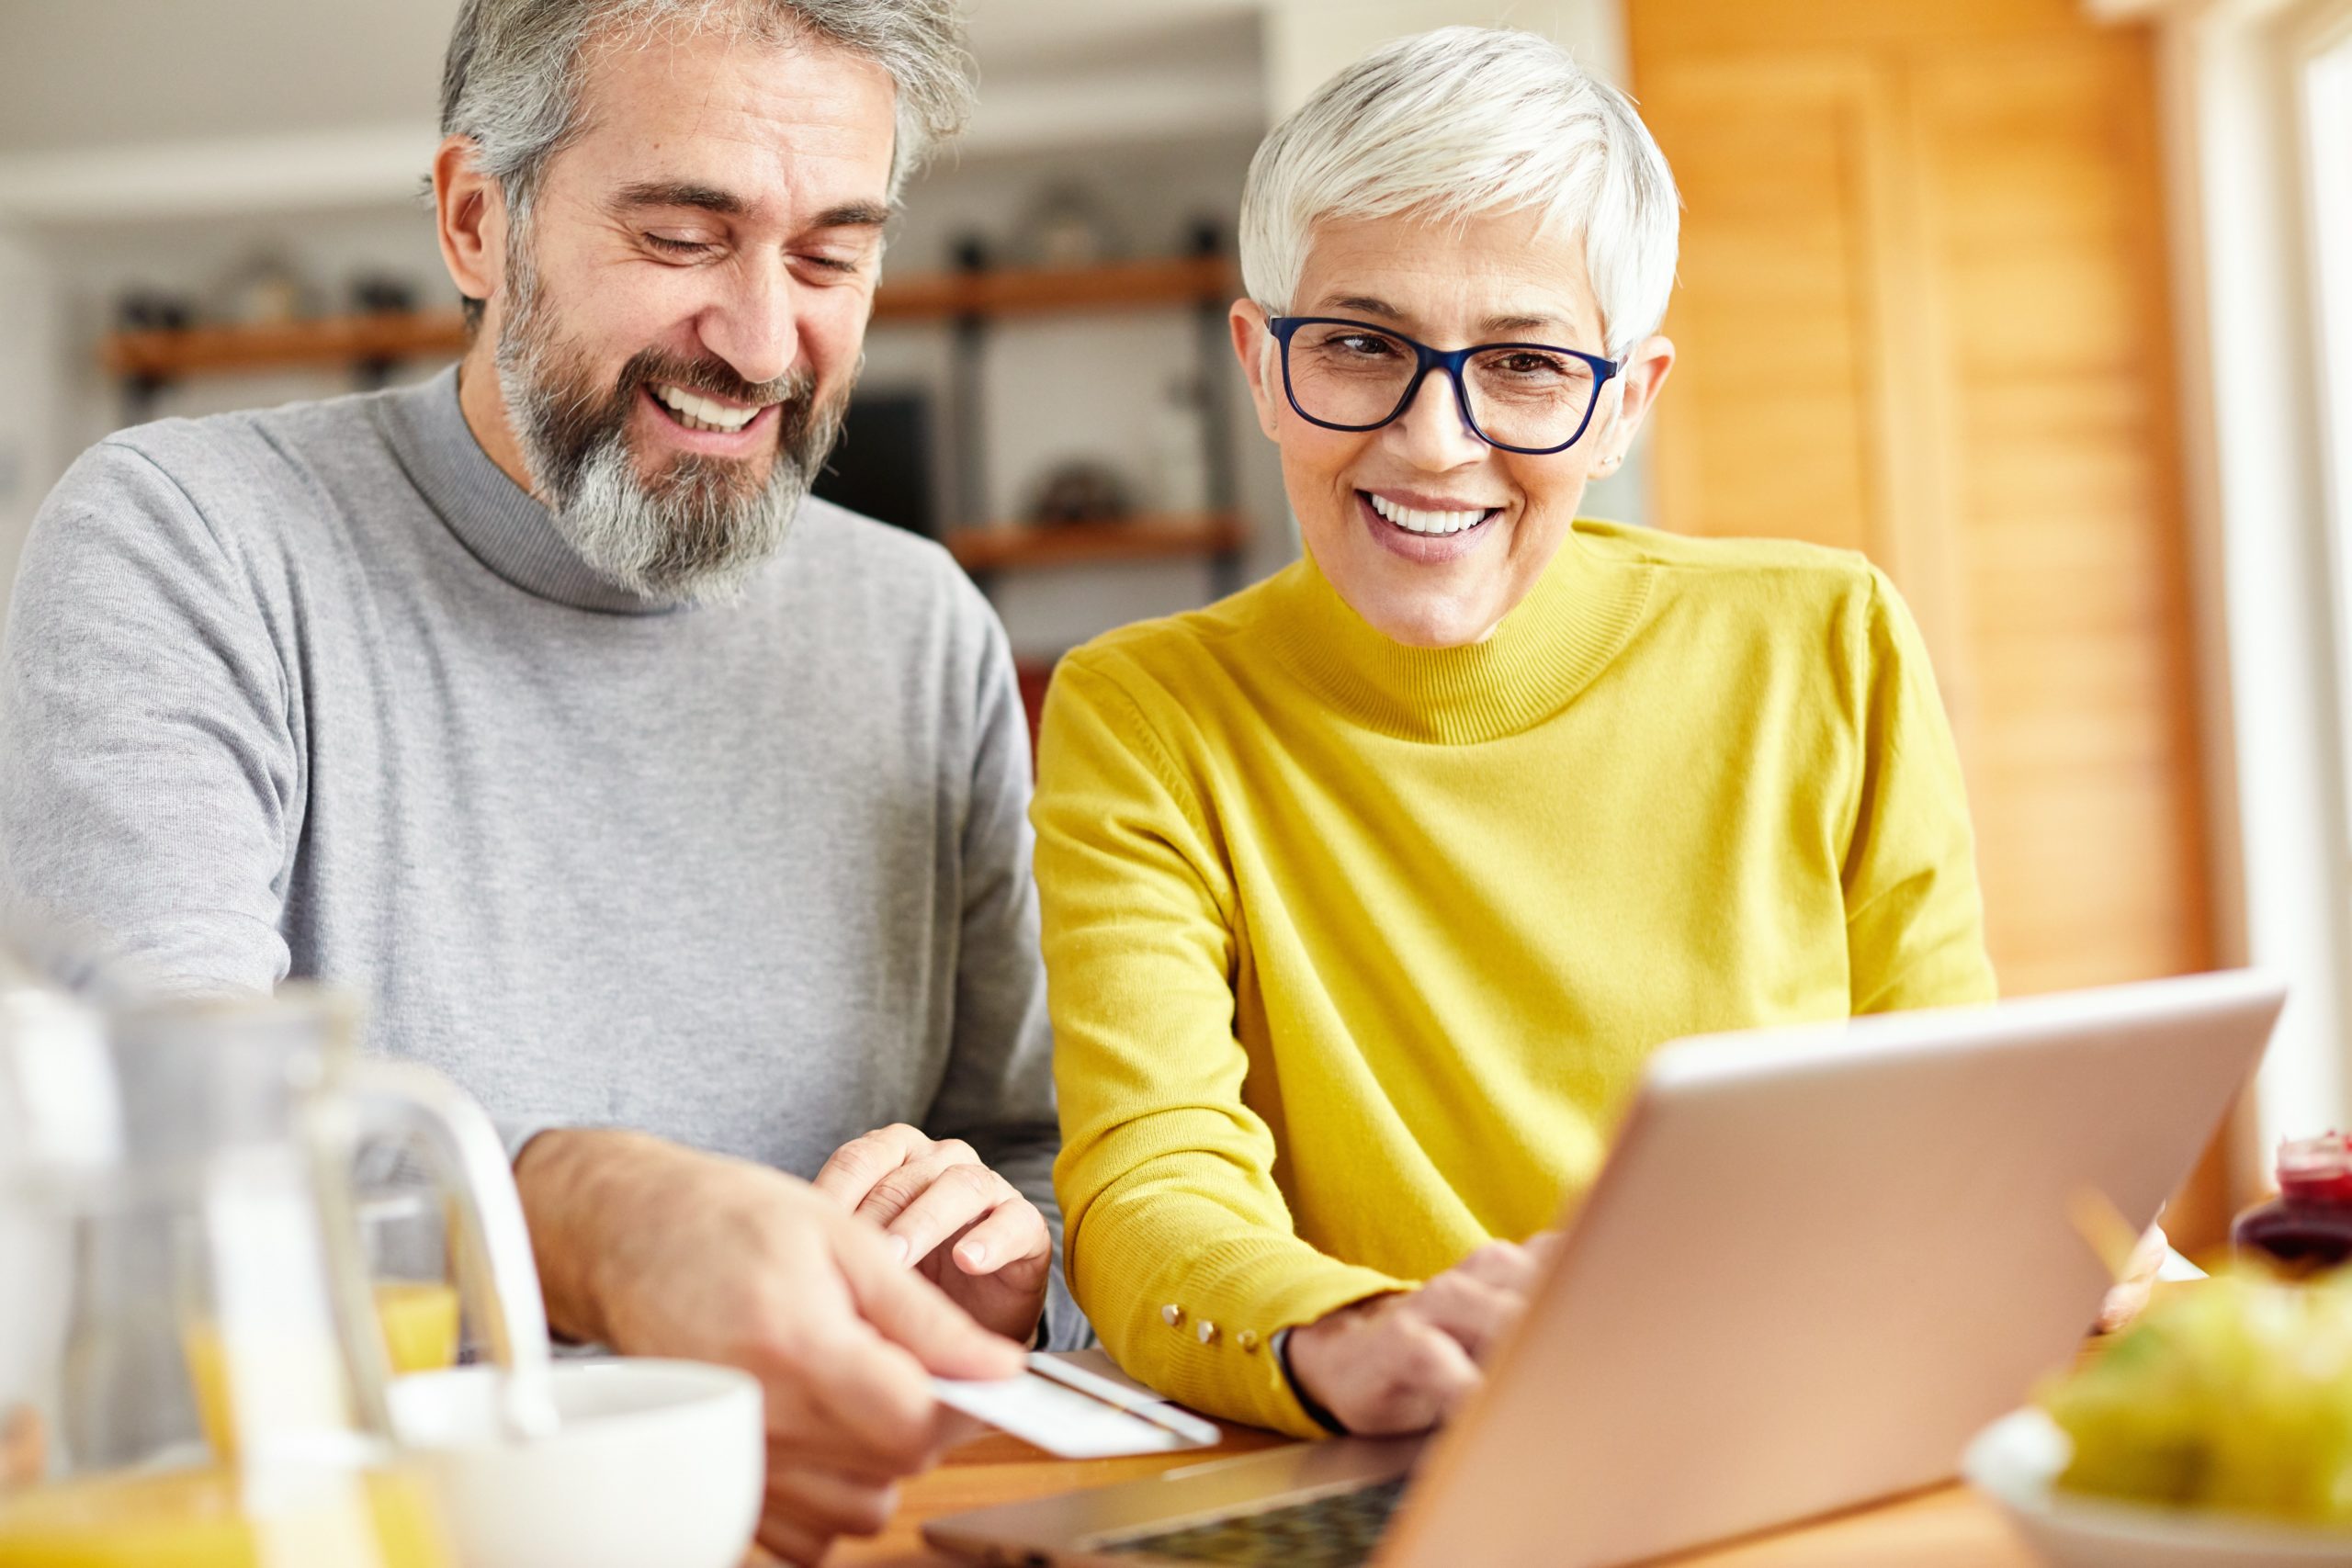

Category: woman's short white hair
[1239, 26, 1679, 362]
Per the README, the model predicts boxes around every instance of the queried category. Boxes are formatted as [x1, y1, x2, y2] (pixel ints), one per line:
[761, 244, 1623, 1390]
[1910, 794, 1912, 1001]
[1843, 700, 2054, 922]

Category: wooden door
[1630, 0, 2224, 1237]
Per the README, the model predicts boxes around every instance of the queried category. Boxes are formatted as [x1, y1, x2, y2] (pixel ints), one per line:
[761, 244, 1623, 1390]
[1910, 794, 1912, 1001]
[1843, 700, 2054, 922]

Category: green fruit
[2041, 1270, 2352, 1528]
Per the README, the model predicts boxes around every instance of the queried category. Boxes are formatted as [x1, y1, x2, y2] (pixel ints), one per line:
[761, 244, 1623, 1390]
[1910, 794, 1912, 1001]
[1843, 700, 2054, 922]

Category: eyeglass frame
[1266, 315, 1622, 457]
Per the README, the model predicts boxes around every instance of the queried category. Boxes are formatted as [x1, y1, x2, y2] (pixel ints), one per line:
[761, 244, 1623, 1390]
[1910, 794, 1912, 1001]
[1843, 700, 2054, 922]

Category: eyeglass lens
[1284, 322, 1600, 451]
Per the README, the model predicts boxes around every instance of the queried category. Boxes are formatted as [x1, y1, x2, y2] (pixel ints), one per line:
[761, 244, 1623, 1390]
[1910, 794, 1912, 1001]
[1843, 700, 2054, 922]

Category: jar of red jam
[2233, 1133, 2352, 1275]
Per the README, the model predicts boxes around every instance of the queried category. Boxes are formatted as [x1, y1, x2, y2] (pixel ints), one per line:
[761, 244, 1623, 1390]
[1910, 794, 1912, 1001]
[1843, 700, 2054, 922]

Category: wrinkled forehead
[1295, 207, 1605, 348]
[557, 18, 899, 208]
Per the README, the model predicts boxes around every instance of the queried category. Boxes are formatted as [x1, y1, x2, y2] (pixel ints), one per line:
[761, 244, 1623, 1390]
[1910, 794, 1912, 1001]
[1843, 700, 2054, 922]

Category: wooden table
[821, 1426, 2041, 1566]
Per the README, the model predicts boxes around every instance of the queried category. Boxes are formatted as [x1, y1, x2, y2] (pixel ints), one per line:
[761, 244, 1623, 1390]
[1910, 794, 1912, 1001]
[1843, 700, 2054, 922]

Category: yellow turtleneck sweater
[1033, 521, 1996, 1436]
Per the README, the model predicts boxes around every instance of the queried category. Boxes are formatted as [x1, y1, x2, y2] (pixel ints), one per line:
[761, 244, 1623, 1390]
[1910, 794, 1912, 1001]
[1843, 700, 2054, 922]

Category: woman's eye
[1331, 333, 1397, 357]
[1500, 352, 1566, 377]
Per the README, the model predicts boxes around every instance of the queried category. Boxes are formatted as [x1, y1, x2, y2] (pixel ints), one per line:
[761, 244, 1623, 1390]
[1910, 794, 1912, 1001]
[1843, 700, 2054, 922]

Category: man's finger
[789, 1317, 951, 1471]
[950, 1198, 1050, 1277]
[766, 1429, 927, 1485]
[763, 1463, 899, 1540]
[840, 1221, 1024, 1381]
[886, 1162, 1010, 1268]
[755, 1506, 831, 1568]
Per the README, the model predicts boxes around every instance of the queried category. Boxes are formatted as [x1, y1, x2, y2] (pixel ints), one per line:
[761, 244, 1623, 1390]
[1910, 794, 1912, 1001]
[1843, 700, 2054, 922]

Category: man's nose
[697, 261, 800, 388]
[1385, 366, 1487, 469]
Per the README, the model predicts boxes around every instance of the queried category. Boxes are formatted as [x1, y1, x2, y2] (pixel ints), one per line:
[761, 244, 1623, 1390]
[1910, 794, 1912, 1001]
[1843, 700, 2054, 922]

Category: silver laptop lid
[1380, 970, 2283, 1568]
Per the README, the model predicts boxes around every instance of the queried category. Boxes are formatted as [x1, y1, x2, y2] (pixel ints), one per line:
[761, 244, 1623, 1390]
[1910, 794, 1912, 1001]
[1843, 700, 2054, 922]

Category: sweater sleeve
[1035, 653, 1403, 1437]
[0, 439, 296, 995]
[922, 607, 1084, 1348]
[1841, 569, 1998, 1013]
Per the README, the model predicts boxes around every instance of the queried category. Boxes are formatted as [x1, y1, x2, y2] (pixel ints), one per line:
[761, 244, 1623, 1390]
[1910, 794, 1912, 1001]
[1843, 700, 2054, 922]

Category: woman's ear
[1229, 299, 1284, 443]
[432, 135, 507, 322]
[1599, 333, 1677, 460]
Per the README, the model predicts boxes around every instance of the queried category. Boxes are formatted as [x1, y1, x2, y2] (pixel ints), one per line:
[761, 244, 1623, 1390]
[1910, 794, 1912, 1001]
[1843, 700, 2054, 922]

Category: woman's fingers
[1450, 1239, 1544, 1297]
[811, 1123, 933, 1209]
[949, 1192, 1051, 1277]
[885, 1161, 1014, 1267]
[1354, 1314, 1483, 1432]
[1407, 1269, 1527, 1364]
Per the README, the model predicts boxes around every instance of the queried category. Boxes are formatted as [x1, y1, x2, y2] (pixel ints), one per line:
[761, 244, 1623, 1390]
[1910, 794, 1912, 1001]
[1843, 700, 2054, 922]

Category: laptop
[925, 970, 2285, 1568]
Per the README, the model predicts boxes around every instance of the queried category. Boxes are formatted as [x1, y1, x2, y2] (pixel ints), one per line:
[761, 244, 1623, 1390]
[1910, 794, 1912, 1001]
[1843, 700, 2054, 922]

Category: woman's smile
[1355, 488, 1507, 563]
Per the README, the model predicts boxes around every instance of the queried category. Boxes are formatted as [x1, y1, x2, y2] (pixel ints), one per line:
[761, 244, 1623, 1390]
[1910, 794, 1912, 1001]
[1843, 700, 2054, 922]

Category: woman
[1033, 27, 1996, 1440]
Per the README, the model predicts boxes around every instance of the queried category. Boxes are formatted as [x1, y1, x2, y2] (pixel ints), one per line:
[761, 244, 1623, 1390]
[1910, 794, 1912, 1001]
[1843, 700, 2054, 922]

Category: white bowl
[1963, 1408, 2352, 1567]
[389, 1359, 763, 1568]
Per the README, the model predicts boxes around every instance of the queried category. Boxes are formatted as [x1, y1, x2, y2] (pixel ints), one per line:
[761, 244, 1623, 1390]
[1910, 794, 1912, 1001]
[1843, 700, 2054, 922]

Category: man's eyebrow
[609, 184, 890, 234]
[809, 200, 892, 231]
[611, 180, 749, 216]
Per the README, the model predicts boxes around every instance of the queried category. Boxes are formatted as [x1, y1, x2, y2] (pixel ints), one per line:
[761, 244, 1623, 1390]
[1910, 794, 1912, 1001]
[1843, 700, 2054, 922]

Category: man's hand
[514, 1130, 1023, 1566]
[1286, 1235, 1559, 1437]
[813, 1123, 1052, 1344]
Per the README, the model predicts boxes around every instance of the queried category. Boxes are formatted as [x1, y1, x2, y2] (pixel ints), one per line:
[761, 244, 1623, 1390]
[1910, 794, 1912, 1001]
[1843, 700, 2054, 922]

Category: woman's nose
[1385, 367, 1487, 469]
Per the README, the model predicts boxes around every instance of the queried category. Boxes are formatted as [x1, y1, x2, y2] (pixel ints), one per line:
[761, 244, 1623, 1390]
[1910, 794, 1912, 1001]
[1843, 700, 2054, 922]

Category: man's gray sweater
[0, 368, 1077, 1342]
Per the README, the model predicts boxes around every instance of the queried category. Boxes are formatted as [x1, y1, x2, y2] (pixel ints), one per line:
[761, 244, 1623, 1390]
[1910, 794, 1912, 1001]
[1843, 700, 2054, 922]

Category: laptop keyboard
[1098, 1476, 1408, 1566]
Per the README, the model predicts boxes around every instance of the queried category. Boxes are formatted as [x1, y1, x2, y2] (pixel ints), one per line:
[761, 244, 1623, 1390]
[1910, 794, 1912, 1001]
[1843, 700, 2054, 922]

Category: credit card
[932, 1353, 1223, 1460]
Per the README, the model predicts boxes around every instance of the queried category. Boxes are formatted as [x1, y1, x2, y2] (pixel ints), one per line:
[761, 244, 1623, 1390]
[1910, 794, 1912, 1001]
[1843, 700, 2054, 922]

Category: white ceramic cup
[388, 1358, 764, 1568]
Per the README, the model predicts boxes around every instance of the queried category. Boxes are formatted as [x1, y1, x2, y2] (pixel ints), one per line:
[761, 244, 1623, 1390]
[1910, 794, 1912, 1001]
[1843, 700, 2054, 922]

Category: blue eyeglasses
[1268, 317, 1619, 456]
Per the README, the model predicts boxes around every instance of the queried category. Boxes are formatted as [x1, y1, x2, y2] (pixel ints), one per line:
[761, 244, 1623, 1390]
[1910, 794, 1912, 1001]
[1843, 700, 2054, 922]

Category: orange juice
[0, 1463, 450, 1568]
[185, 1280, 461, 1459]
[372, 1280, 461, 1377]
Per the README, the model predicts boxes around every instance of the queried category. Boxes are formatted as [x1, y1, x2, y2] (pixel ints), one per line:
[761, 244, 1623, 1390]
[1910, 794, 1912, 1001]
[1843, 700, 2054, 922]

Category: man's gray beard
[492, 248, 847, 605]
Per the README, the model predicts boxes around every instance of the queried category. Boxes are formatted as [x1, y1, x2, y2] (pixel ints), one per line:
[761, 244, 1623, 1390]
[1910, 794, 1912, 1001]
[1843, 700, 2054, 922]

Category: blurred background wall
[3, 0, 2349, 1236]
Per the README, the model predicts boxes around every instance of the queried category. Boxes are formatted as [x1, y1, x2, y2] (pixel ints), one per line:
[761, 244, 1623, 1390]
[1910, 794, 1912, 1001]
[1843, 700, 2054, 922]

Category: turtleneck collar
[1259, 524, 1655, 745]
[375, 367, 680, 616]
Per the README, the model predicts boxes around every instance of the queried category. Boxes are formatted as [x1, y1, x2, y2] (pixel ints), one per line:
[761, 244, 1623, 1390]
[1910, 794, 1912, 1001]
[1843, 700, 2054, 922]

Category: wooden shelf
[96, 257, 1239, 381]
[944, 513, 1247, 572]
[102, 310, 470, 379]
[871, 255, 1238, 322]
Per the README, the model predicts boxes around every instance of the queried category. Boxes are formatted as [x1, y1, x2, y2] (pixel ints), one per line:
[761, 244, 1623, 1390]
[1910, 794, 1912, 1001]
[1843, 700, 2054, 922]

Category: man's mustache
[617, 348, 810, 412]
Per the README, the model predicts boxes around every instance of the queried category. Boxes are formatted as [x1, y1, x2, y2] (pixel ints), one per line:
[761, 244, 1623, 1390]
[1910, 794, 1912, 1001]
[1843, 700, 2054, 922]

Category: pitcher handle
[339, 1057, 560, 1442]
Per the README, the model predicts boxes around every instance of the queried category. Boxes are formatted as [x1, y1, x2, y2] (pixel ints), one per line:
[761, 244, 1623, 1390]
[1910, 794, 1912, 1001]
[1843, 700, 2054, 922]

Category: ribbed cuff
[1078, 1223, 1405, 1438]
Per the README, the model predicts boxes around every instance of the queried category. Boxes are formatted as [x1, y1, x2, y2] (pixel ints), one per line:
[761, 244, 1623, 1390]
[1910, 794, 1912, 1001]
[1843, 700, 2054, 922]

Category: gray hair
[441, 0, 974, 328]
[1239, 27, 1679, 362]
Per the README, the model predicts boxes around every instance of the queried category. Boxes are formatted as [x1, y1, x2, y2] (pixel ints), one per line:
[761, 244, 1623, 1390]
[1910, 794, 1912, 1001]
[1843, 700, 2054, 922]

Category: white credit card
[932, 1353, 1223, 1460]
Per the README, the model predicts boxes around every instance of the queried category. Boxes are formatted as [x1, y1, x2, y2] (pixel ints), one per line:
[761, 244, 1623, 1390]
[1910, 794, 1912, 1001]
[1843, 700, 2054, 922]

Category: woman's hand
[2094, 1224, 2171, 1334]
[1285, 1235, 1558, 1436]
[814, 1123, 1053, 1344]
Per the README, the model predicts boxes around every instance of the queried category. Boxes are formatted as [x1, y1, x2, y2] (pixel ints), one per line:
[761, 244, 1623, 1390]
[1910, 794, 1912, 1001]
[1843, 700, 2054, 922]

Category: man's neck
[456, 342, 539, 499]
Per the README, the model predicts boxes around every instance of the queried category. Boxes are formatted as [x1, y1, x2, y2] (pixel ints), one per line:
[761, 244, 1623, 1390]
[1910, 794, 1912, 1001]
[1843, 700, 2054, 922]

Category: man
[0, 1, 1075, 1559]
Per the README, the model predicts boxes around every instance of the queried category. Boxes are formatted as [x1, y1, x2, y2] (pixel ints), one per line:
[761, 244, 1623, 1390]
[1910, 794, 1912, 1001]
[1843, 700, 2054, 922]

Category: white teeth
[1367, 492, 1491, 535]
[655, 384, 758, 434]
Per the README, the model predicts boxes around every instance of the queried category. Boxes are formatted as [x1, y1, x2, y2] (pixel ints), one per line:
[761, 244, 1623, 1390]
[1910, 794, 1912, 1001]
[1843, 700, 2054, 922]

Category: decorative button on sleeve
[1161, 1303, 1185, 1329]
[1195, 1320, 1219, 1346]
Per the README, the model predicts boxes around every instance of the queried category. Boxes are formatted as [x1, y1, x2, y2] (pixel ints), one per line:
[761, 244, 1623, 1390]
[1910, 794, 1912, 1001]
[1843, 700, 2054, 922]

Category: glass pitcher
[0, 977, 555, 1568]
